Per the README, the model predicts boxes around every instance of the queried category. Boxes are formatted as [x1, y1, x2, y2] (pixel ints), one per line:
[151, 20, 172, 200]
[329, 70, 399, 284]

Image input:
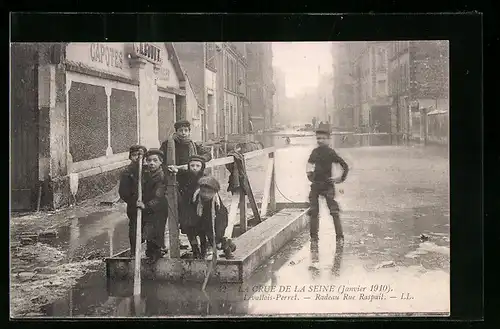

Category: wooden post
[224, 192, 240, 238]
[133, 154, 143, 297]
[239, 189, 247, 232]
[165, 138, 180, 258]
[269, 152, 276, 213]
[260, 155, 274, 218]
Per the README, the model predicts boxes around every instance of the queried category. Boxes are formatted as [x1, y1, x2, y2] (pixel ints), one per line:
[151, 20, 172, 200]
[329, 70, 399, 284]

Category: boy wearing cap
[178, 155, 208, 257]
[136, 148, 169, 261]
[187, 176, 229, 259]
[160, 120, 212, 251]
[159, 120, 212, 197]
[119, 145, 148, 256]
[306, 129, 349, 244]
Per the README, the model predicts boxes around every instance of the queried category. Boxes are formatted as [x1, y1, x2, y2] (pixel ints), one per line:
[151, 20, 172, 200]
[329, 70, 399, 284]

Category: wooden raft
[105, 147, 310, 283]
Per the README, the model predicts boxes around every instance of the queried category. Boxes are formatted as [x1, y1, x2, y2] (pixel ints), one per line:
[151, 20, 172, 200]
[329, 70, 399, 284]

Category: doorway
[11, 44, 40, 211]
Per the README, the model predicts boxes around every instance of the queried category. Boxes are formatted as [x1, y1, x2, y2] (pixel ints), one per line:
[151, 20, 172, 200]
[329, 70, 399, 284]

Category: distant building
[218, 42, 249, 137]
[388, 40, 449, 142]
[273, 66, 287, 124]
[246, 42, 275, 131]
[332, 40, 448, 144]
[318, 73, 334, 123]
[172, 42, 216, 140]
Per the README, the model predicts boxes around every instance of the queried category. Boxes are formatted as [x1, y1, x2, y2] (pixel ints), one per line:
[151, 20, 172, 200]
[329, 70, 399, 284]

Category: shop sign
[89, 43, 124, 69]
[66, 43, 133, 78]
[156, 67, 170, 81]
[131, 43, 163, 65]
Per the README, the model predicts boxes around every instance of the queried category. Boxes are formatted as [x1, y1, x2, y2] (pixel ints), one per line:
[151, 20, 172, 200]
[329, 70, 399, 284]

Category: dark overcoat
[141, 167, 169, 246]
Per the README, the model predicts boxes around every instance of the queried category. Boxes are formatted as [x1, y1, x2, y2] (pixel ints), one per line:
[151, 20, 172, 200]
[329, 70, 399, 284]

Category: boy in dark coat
[136, 148, 169, 261]
[160, 120, 212, 197]
[118, 145, 147, 256]
[179, 155, 208, 257]
[187, 176, 229, 259]
[159, 120, 212, 251]
[306, 129, 349, 244]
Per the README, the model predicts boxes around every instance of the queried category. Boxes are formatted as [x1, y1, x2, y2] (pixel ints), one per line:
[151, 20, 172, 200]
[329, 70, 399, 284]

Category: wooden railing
[165, 142, 277, 259]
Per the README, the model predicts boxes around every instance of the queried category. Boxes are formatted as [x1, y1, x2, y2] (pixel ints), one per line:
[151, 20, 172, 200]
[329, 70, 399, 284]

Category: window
[376, 49, 387, 72]
[205, 43, 216, 70]
[377, 80, 386, 96]
[223, 54, 229, 89]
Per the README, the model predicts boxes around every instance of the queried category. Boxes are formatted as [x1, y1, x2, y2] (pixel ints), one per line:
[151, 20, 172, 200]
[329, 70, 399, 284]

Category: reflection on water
[332, 241, 344, 277]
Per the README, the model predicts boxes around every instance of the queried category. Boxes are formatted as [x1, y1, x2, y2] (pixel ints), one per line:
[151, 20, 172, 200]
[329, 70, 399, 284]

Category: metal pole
[203, 42, 208, 142]
[133, 154, 143, 297]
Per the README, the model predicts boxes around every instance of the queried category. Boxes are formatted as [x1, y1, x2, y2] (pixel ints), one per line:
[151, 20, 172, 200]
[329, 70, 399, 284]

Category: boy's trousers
[308, 182, 343, 239]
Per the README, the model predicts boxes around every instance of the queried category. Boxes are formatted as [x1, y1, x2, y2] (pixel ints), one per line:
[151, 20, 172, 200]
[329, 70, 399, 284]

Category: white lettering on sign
[157, 67, 170, 81]
[132, 43, 162, 65]
[90, 43, 124, 69]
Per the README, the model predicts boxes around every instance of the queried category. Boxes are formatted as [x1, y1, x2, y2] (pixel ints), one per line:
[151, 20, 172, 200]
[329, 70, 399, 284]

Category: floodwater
[19, 132, 450, 317]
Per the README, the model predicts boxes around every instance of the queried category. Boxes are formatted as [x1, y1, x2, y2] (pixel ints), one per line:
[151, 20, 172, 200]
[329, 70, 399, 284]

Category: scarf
[173, 132, 197, 158]
[192, 188, 221, 223]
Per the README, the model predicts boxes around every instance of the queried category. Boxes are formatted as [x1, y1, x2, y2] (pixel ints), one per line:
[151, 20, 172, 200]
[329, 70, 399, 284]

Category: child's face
[200, 186, 216, 201]
[189, 160, 203, 174]
[316, 134, 330, 146]
[176, 127, 191, 140]
[129, 151, 142, 163]
[145, 155, 162, 171]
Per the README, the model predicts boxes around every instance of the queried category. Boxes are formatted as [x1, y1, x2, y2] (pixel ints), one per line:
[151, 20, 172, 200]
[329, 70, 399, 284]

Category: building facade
[171, 42, 213, 141]
[246, 42, 275, 132]
[11, 42, 188, 211]
[388, 40, 449, 142]
[332, 40, 448, 142]
[272, 66, 287, 125]
[218, 42, 249, 137]
[331, 42, 357, 129]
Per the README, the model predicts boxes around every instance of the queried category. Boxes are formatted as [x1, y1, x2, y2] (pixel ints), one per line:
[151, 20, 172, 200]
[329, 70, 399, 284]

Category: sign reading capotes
[132, 43, 163, 65]
[90, 43, 124, 69]
[66, 43, 133, 78]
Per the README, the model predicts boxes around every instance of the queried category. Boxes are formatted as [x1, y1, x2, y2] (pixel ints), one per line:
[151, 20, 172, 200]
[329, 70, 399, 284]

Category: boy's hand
[136, 201, 145, 209]
[327, 177, 343, 184]
[167, 165, 178, 173]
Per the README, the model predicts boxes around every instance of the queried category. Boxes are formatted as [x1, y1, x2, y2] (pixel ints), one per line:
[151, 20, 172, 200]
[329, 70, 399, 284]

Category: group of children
[118, 120, 232, 262]
[118, 119, 350, 262]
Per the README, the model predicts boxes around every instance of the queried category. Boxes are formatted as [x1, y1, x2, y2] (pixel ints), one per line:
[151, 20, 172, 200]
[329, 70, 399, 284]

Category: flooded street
[11, 134, 449, 317]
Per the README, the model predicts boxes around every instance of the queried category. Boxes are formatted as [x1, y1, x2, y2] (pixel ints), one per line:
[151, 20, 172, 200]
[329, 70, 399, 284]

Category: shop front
[30, 42, 187, 209]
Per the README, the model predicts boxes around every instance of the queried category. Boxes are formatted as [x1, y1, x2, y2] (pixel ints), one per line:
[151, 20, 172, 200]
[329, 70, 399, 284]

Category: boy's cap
[315, 128, 330, 135]
[188, 155, 206, 164]
[198, 176, 220, 192]
[129, 145, 147, 154]
[174, 120, 191, 130]
[145, 148, 164, 159]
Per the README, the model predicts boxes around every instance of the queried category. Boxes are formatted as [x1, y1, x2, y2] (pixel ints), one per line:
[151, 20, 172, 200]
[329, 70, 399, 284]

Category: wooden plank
[243, 146, 276, 160]
[224, 192, 240, 238]
[239, 190, 247, 233]
[206, 155, 234, 168]
[165, 138, 180, 258]
[241, 172, 261, 223]
[259, 157, 274, 218]
[205, 146, 280, 169]
[105, 208, 310, 283]
[269, 152, 277, 213]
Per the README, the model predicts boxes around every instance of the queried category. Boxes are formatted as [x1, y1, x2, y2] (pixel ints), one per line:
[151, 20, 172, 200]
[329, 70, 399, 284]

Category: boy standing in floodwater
[136, 149, 169, 262]
[306, 129, 349, 244]
[160, 120, 212, 251]
[118, 145, 147, 256]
